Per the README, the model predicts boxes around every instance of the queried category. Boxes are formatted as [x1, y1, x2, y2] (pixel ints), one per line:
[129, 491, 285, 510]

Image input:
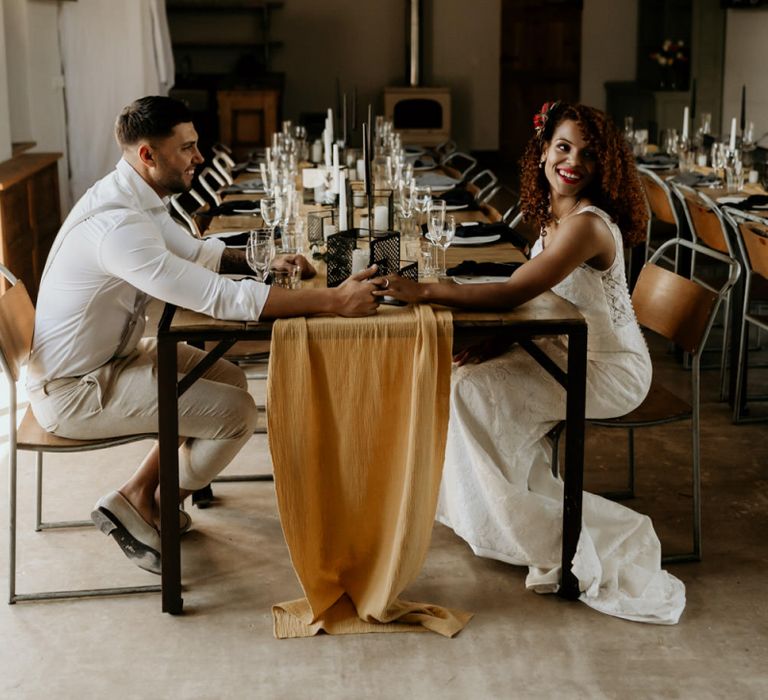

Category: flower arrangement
[650, 39, 688, 67]
[533, 101, 560, 137]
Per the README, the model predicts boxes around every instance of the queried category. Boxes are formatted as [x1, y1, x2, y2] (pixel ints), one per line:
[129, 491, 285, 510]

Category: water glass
[725, 150, 744, 193]
[280, 219, 305, 254]
[270, 265, 301, 290]
[633, 129, 649, 157]
[246, 229, 274, 282]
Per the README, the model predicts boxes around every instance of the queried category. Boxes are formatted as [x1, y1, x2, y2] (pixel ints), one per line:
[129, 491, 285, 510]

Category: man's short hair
[115, 96, 193, 147]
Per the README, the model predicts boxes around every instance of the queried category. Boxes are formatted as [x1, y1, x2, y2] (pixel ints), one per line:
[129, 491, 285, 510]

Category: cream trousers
[29, 339, 259, 490]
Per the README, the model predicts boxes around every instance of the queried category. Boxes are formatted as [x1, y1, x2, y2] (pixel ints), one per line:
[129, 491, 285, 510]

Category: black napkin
[211, 231, 251, 247]
[221, 178, 263, 194]
[669, 172, 721, 188]
[727, 194, 768, 210]
[204, 199, 260, 217]
[436, 187, 480, 210]
[446, 260, 523, 277]
[637, 153, 678, 167]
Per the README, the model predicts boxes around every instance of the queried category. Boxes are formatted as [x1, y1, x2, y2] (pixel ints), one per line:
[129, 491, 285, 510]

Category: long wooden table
[155, 170, 587, 615]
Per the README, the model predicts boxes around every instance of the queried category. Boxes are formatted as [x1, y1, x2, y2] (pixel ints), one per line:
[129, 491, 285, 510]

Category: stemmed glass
[436, 215, 456, 279]
[246, 229, 274, 282]
[426, 199, 446, 278]
[259, 196, 282, 242]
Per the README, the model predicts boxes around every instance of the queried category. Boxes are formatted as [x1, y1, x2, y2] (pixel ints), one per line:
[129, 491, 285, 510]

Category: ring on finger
[383, 278, 390, 289]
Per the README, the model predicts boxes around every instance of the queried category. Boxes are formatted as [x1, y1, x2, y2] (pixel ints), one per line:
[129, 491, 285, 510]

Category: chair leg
[35, 452, 92, 531]
[9, 403, 18, 605]
[733, 296, 751, 423]
[719, 293, 731, 402]
[601, 428, 636, 501]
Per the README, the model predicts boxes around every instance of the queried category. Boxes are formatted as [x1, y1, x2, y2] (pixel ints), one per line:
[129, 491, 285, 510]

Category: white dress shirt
[28, 159, 270, 389]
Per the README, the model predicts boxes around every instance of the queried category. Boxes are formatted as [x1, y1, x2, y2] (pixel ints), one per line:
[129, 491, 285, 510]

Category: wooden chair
[722, 208, 768, 422]
[637, 166, 682, 270]
[0, 265, 159, 603]
[672, 183, 739, 400]
[551, 238, 740, 562]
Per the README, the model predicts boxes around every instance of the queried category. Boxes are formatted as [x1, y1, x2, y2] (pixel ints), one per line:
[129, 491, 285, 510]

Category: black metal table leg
[560, 324, 587, 600]
[157, 333, 183, 614]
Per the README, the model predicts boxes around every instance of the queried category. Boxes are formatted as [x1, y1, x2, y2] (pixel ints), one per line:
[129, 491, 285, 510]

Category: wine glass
[246, 229, 274, 282]
[259, 196, 282, 241]
[437, 215, 456, 279]
[426, 199, 446, 278]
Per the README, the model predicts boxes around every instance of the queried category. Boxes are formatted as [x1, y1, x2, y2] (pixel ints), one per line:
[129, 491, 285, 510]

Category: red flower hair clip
[533, 101, 560, 138]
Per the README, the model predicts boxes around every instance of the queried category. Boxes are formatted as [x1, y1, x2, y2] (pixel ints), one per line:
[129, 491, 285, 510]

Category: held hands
[271, 253, 317, 280]
[371, 275, 423, 304]
[335, 265, 386, 317]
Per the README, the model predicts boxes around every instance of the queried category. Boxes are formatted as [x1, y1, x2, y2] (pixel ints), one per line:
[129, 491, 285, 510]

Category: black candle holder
[399, 260, 418, 282]
[307, 209, 336, 246]
[326, 227, 402, 286]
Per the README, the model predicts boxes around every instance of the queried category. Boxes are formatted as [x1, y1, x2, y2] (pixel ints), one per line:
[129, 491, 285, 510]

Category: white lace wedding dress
[437, 206, 686, 624]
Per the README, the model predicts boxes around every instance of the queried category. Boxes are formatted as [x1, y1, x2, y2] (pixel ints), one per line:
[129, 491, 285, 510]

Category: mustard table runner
[267, 305, 472, 638]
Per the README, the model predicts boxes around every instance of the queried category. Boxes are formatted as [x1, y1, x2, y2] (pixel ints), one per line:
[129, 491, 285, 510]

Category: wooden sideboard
[0, 153, 62, 301]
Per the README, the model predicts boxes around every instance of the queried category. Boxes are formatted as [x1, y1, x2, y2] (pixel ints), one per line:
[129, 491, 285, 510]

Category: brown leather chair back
[633, 263, 718, 354]
[679, 189, 729, 254]
[0, 281, 35, 382]
[639, 171, 677, 224]
[739, 222, 768, 280]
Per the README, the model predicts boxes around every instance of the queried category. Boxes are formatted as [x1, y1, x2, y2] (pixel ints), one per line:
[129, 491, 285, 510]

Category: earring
[539, 160, 545, 169]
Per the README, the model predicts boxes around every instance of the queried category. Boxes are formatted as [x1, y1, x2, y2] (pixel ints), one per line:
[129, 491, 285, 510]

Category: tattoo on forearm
[219, 248, 251, 274]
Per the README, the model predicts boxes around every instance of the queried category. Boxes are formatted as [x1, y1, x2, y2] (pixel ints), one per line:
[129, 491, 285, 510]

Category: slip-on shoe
[179, 508, 192, 535]
[91, 491, 162, 575]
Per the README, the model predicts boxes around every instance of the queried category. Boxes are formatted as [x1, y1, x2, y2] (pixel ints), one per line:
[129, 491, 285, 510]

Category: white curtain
[59, 0, 174, 202]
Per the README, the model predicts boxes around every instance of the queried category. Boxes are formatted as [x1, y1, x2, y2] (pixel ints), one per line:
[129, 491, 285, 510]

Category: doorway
[499, 0, 583, 165]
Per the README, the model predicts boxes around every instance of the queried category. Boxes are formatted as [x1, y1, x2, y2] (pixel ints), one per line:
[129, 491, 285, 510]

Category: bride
[375, 101, 685, 624]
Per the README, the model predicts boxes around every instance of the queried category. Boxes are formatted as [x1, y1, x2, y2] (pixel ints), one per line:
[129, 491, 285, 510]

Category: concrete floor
[1, 334, 767, 700]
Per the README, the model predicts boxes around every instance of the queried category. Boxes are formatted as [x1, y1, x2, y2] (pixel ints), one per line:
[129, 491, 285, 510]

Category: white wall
[270, 0, 499, 150]
[432, 0, 500, 150]
[1, 0, 70, 211]
[722, 8, 768, 144]
[0, 1, 12, 162]
[580, 0, 638, 110]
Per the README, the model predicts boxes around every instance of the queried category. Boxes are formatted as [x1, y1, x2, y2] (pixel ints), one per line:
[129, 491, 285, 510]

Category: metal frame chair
[170, 190, 207, 239]
[197, 167, 226, 207]
[672, 183, 740, 400]
[1, 265, 160, 603]
[212, 154, 235, 185]
[439, 151, 478, 182]
[722, 208, 768, 423]
[433, 139, 457, 160]
[637, 166, 681, 270]
[467, 169, 498, 203]
[551, 238, 740, 562]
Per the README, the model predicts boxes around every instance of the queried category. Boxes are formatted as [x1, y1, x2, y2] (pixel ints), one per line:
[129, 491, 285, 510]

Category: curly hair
[519, 102, 648, 247]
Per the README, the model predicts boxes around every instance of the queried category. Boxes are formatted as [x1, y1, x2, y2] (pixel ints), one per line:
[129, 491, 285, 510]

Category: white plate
[716, 195, 748, 205]
[452, 275, 510, 284]
[405, 146, 426, 157]
[413, 161, 437, 172]
[451, 234, 501, 246]
[445, 203, 469, 211]
[233, 206, 261, 214]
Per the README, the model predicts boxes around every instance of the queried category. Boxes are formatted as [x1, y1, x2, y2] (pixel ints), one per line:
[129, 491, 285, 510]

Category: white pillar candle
[311, 139, 323, 163]
[729, 117, 737, 151]
[323, 220, 337, 241]
[696, 153, 708, 167]
[351, 248, 368, 275]
[682, 106, 689, 142]
[356, 158, 366, 181]
[260, 162, 269, 189]
[332, 144, 340, 194]
[373, 204, 388, 231]
[338, 171, 348, 230]
[748, 169, 759, 184]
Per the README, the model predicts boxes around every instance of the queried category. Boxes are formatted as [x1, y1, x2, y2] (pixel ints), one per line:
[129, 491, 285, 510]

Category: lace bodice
[531, 205, 647, 359]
